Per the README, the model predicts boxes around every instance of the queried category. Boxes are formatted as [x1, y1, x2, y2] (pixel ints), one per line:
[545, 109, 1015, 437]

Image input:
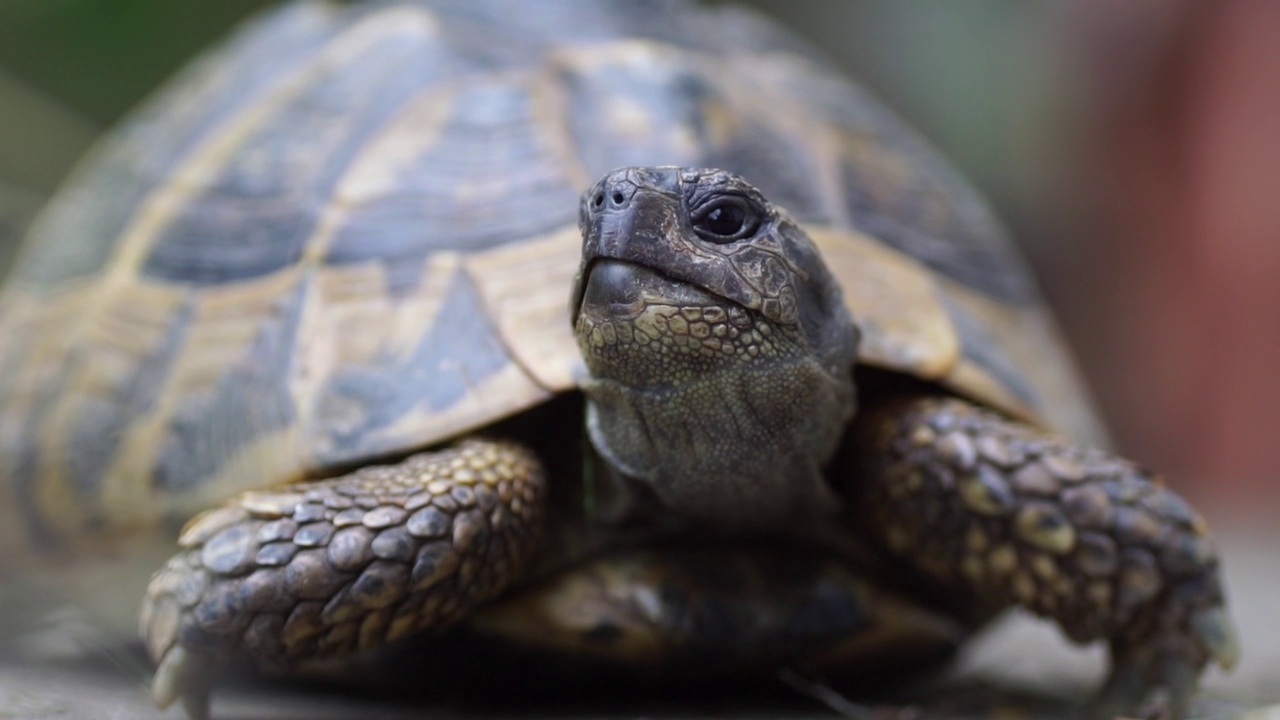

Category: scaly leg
[845, 397, 1238, 718]
[140, 438, 544, 720]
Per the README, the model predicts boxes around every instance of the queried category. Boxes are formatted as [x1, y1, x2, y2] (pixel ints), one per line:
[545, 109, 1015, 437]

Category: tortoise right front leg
[141, 438, 545, 720]
[845, 397, 1237, 718]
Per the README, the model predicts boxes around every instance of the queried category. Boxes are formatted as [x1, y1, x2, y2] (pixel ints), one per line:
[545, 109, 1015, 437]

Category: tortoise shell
[0, 0, 1102, 556]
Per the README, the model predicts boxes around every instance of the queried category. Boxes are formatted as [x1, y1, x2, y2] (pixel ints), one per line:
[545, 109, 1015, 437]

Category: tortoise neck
[581, 355, 855, 528]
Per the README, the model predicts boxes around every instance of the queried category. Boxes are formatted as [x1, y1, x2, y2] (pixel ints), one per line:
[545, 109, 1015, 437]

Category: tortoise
[0, 1, 1237, 718]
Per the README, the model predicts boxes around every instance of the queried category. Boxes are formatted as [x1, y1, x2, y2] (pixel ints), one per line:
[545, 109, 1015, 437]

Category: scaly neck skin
[582, 358, 853, 528]
[575, 288, 855, 528]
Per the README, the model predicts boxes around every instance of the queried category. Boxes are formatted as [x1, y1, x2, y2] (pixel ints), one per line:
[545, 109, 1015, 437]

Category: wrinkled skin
[141, 167, 1236, 720]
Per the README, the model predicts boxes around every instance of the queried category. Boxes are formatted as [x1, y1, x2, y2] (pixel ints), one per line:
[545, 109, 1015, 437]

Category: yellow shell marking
[809, 226, 961, 380]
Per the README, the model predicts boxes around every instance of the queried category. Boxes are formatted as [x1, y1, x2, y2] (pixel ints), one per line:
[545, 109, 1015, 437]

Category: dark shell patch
[151, 281, 305, 493]
[140, 28, 449, 285]
[314, 269, 510, 462]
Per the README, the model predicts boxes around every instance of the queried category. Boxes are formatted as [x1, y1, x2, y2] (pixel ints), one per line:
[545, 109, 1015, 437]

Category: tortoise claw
[1160, 652, 1199, 720]
[1094, 647, 1200, 720]
[1190, 606, 1240, 670]
[1093, 658, 1146, 720]
[1094, 599, 1236, 719]
[151, 645, 214, 720]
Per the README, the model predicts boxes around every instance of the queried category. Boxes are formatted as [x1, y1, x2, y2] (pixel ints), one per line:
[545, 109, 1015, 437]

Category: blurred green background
[1, 0, 1277, 505]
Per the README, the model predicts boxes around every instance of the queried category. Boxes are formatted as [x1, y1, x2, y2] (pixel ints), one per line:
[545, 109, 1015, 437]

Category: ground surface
[1, 521, 1276, 720]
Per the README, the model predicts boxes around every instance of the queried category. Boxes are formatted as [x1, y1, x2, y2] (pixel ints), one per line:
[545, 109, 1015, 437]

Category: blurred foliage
[0, 0, 273, 128]
[0, 180, 42, 268]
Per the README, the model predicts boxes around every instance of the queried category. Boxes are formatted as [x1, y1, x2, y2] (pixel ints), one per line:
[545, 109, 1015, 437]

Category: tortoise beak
[579, 260, 647, 318]
[571, 171, 683, 323]
[576, 258, 722, 325]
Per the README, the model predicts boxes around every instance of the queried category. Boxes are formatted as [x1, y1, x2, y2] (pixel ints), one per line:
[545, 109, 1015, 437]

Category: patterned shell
[0, 0, 1102, 554]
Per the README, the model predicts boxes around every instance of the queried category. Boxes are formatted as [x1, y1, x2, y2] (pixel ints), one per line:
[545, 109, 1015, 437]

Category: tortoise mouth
[575, 259, 726, 323]
[573, 259, 766, 389]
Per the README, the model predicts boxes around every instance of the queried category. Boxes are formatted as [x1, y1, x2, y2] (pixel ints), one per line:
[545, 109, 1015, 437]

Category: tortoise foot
[851, 396, 1237, 719]
[140, 439, 545, 718]
[1095, 606, 1238, 719]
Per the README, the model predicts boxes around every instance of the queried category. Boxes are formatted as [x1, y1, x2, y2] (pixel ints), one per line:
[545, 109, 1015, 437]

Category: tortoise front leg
[140, 438, 544, 720]
[845, 397, 1238, 718]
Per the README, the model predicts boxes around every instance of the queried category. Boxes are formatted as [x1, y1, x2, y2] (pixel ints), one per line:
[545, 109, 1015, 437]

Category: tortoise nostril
[592, 174, 636, 211]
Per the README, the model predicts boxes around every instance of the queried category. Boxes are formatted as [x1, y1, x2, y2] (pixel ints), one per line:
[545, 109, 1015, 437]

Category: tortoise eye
[692, 197, 760, 243]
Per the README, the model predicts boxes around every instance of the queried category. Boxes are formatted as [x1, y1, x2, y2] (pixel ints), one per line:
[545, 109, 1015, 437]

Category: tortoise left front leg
[845, 396, 1239, 718]
[141, 438, 544, 719]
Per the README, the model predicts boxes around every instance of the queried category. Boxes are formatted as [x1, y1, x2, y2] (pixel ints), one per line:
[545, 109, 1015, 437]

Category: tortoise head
[570, 167, 859, 526]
